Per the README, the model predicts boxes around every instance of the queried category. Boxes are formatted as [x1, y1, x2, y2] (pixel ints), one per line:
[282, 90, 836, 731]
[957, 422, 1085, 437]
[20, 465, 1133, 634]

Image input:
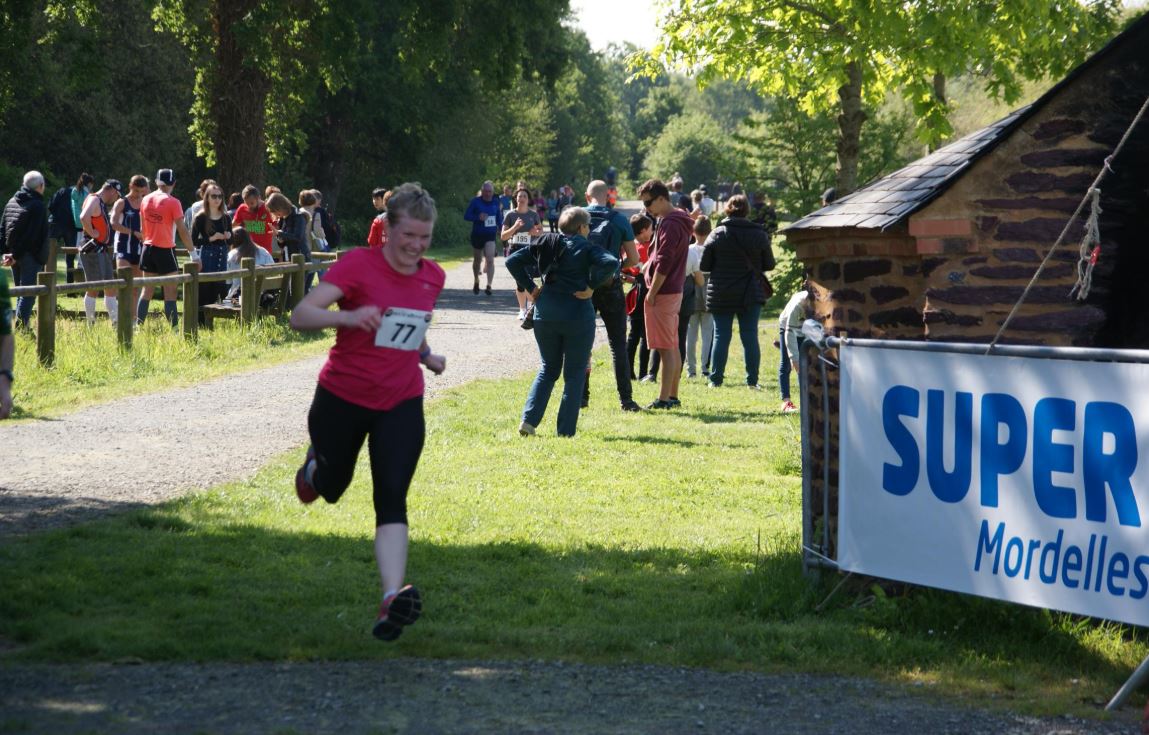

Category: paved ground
[0, 247, 1141, 734]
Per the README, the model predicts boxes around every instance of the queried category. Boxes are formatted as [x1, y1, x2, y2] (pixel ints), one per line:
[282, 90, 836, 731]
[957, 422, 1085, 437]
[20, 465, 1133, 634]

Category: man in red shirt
[232, 184, 276, 257]
[366, 187, 389, 248]
[638, 178, 692, 410]
[139, 169, 194, 326]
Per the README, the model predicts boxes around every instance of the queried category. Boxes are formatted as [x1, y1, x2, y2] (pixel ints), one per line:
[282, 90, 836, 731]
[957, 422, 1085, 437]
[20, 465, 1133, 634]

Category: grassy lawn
[11, 317, 330, 419]
[2, 326, 1146, 720]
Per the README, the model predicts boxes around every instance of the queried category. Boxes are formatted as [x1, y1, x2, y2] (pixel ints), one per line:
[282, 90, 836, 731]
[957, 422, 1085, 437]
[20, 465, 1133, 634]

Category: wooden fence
[10, 248, 338, 366]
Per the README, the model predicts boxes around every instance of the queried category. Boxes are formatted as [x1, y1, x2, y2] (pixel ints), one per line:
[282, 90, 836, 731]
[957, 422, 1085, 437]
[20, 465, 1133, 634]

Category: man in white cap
[138, 168, 194, 326]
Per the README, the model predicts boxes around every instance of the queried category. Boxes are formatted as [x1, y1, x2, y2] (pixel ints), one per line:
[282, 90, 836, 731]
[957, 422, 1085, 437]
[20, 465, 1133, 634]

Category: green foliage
[642, 112, 730, 190]
[641, 0, 1121, 192]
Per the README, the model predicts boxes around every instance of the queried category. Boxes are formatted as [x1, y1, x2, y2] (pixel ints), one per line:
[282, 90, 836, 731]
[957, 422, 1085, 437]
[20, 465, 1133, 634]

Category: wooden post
[182, 261, 200, 339]
[240, 257, 256, 323]
[35, 270, 56, 366]
[116, 266, 134, 349]
[289, 254, 306, 311]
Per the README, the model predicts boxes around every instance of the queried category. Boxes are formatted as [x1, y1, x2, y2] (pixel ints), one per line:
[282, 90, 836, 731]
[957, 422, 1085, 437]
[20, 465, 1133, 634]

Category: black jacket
[700, 217, 775, 313]
[0, 187, 50, 264]
[275, 208, 312, 260]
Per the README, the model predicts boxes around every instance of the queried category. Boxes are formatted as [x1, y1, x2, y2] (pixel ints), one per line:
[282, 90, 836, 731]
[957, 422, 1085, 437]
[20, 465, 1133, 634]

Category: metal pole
[1106, 652, 1149, 711]
[821, 350, 831, 560]
[800, 338, 813, 577]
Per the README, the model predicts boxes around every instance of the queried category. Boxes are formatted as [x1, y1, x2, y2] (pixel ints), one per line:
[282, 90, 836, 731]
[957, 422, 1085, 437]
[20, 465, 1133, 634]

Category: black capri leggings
[307, 384, 425, 527]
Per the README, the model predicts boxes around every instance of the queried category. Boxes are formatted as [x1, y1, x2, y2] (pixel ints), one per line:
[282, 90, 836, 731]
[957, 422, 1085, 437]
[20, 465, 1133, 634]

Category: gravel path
[0, 245, 1139, 734]
[0, 660, 1135, 734]
[0, 260, 561, 537]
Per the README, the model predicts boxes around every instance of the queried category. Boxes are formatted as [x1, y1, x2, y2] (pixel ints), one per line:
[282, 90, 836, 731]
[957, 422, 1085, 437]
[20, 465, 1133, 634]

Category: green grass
[1, 333, 1146, 719]
[11, 317, 330, 419]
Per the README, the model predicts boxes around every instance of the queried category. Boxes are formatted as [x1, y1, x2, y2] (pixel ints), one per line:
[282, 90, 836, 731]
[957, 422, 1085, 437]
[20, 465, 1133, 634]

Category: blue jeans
[708, 305, 762, 387]
[14, 252, 41, 328]
[523, 318, 596, 436]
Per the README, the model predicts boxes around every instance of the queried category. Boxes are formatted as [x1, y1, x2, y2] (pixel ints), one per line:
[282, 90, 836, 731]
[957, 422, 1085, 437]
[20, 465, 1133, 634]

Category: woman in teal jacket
[506, 207, 619, 437]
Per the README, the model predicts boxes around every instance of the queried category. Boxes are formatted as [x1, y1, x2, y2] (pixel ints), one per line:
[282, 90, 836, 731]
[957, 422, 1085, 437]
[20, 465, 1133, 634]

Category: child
[686, 217, 714, 378]
[626, 213, 654, 381]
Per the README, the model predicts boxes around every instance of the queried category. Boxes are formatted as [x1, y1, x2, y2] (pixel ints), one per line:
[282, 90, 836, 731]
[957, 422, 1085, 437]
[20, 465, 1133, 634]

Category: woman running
[500, 187, 544, 320]
[290, 182, 446, 642]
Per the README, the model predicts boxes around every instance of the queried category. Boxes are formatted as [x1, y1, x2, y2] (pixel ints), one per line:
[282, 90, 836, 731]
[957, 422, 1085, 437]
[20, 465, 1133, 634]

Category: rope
[987, 91, 1149, 353]
[1069, 187, 1102, 301]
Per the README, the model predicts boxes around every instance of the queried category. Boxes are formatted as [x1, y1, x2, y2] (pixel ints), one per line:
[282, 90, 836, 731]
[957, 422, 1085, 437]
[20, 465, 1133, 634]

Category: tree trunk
[834, 61, 866, 198]
[929, 72, 947, 153]
[307, 92, 354, 215]
[210, 0, 270, 193]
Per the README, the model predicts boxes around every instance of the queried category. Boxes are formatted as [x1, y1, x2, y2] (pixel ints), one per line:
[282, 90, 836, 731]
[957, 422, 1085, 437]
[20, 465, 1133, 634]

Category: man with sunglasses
[637, 179, 692, 410]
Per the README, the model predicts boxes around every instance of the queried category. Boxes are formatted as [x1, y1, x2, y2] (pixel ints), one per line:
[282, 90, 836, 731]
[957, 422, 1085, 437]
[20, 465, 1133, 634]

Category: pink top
[318, 247, 446, 411]
[140, 190, 184, 248]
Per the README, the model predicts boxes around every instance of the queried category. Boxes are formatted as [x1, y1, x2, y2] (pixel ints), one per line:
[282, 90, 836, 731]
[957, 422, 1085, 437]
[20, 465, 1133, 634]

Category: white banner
[838, 344, 1149, 627]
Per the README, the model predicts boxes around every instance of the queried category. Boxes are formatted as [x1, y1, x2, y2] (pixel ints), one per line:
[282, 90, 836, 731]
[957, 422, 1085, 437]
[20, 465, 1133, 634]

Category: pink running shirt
[317, 247, 446, 411]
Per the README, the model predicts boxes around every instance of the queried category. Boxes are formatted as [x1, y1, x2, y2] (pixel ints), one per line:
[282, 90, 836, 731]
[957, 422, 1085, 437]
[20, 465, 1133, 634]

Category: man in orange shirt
[139, 168, 194, 326]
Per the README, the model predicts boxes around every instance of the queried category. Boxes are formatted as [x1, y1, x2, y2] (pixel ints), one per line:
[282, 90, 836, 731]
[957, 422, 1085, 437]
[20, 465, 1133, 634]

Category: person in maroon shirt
[637, 179, 692, 409]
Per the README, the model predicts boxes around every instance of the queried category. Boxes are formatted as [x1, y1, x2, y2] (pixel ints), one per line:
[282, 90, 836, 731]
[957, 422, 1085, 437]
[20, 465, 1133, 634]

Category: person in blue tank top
[111, 175, 148, 310]
[506, 207, 619, 438]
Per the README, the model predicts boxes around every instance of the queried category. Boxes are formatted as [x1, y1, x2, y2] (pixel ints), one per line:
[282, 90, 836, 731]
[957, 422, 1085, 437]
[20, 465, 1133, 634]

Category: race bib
[374, 307, 432, 351]
[511, 233, 531, 246]
[484, 215, 497, 228]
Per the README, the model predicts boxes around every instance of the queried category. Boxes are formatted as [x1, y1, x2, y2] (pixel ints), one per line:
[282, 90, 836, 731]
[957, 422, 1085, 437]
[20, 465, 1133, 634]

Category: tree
[643, 0, 1120, 196]
[642, 112, 730, 190]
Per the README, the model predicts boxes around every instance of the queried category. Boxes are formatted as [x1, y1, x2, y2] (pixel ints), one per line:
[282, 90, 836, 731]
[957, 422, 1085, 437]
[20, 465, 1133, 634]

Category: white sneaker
[518, 421, 536, 436]
[518, 308, 526, 320]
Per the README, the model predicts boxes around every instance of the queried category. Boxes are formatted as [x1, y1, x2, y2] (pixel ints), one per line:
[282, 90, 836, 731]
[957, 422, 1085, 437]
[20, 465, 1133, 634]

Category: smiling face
[384, 214, 434, 273]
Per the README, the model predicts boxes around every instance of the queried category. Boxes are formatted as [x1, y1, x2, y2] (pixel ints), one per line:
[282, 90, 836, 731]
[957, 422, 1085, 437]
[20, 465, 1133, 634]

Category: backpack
[48, 186, 72, 227]
[586, 209, 622, 258]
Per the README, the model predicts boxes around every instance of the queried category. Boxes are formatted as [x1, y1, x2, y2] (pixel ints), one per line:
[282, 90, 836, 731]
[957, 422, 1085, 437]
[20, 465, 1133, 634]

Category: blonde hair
[559, 206, 589, 235]
[386, 182, 437, 226]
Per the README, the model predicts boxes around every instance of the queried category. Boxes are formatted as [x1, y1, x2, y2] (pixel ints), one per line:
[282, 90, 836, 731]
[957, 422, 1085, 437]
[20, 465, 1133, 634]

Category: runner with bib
[500, 187, 543, 320]
[290, 182, 446, 642]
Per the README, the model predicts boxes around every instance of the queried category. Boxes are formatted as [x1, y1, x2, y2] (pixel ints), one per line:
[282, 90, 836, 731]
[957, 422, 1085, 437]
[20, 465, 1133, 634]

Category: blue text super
[881, 387, 1141, 526]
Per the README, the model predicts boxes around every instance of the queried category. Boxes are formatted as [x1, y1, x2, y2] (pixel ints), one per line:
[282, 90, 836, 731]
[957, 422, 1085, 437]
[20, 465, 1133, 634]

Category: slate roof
[785, 106, 1030, 232]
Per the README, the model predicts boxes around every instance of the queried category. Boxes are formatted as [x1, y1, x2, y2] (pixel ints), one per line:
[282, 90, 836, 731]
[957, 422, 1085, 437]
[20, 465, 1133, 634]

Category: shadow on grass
[601, 435, 698, 447]
[0, 504, 1137, 701]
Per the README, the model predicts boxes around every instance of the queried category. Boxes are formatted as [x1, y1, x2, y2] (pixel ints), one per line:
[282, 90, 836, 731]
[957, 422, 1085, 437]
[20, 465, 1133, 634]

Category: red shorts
[645, 293, 682, 350]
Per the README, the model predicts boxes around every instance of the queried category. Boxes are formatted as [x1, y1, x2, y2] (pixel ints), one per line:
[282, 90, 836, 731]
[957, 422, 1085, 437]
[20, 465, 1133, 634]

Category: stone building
[783, 11, 1149, 562]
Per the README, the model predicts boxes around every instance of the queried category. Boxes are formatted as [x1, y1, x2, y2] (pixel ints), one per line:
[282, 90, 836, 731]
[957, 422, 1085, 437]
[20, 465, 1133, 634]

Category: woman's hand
[421, 353, 447, 375]
[341, 305, 383, 331]
[574, 287, 594, 300]
[531, 286, 542, 300]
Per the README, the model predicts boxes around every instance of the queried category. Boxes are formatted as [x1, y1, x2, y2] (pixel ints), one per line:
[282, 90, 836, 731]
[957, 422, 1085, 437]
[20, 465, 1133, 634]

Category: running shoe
[518, 308, 526, 320]
[646, 399, 674, 410]
[747, 384, 763, 391]
[294, 446, 318, 504]
[667, 397, 681, 408]
[473, 281, 480, 295]
[372, 585, 423, 642]
[485, 285, 492, 296]
[781, 400, 799, 414]
[620, 399, 642, 412]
